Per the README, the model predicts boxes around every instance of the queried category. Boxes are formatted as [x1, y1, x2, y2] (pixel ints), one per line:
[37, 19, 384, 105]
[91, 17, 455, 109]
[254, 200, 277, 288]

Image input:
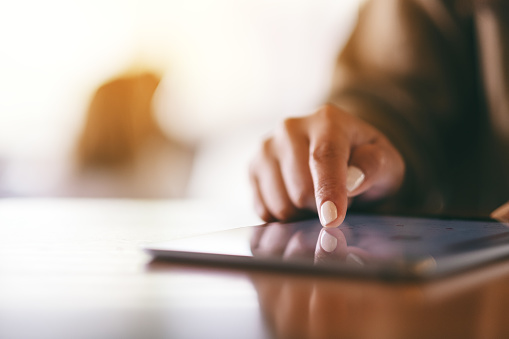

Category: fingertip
[255, 204, 275, 223]
[319, 201, 336, 227]
[252, 178, 276, 223]
[319, 200, 346, 228]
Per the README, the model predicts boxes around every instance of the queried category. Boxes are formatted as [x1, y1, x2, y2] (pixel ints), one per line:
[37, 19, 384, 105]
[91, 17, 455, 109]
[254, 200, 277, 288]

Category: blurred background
[0, 0, 360, 208]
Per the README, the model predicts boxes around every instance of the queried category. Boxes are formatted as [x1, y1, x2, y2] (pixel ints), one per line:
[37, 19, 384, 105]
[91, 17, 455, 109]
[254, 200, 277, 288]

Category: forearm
[328, 0, 478, 214]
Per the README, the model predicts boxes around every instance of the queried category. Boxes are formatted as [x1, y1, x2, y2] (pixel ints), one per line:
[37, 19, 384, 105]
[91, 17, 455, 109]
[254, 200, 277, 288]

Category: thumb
[347, 139, 405, 201]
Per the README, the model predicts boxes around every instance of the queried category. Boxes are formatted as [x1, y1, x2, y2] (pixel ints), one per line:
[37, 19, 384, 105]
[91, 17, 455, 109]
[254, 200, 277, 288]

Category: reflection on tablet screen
[145, 214, 509, 280]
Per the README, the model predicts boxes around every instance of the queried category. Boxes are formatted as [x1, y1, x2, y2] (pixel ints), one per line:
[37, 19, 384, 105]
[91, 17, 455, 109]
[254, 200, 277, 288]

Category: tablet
[144, 214, 509, 280]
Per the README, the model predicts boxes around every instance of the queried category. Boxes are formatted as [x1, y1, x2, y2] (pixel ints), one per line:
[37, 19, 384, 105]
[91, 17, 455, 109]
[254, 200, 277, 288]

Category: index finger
[307, 105, 380, 227]
[307, 109, 352, 227]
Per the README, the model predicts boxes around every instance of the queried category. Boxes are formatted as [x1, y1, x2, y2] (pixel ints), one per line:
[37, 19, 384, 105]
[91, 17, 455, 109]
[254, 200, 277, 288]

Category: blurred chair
[69, 71, 194, 198]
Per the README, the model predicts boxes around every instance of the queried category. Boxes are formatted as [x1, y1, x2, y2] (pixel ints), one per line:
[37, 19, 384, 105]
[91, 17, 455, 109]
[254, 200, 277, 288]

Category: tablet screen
[145, 214, 509, 280]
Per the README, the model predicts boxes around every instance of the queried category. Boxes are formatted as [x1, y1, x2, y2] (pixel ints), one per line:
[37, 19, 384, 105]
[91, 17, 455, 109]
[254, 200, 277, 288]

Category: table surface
[1, 198, 509, 339]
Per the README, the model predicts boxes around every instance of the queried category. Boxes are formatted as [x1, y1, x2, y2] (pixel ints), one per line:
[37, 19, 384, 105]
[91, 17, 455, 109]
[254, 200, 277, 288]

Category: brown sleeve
[328, 0, 479, 214]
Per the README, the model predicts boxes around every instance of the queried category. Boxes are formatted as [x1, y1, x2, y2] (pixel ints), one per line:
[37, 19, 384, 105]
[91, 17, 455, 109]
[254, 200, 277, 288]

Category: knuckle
[315, 180, 341, 200]
[275, 117, 301, 145]
[313, 108, 350, 138]
[281, 117, 300, 134]
[311, 142, 340, 163]
[315, 103, 339, 121]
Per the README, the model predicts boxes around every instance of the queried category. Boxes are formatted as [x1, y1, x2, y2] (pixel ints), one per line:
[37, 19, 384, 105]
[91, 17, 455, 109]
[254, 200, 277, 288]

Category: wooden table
[1, 199, 509, 339]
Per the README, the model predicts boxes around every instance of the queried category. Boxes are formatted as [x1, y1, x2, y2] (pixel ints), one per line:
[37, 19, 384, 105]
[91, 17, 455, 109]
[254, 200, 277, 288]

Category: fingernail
[346, 253, 365, 267]
[346, 166, 365, 193]
[320, 230, 337, 252]
[320, 201, 337, 227]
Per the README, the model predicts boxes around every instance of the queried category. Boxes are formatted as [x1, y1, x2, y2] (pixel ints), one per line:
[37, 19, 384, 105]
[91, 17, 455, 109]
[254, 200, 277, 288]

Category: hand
[249, 104, 405, 227]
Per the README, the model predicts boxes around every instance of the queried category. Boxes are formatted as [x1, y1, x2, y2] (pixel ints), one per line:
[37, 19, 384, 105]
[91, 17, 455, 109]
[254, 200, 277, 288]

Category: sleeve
[328, 0, 479, 214]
